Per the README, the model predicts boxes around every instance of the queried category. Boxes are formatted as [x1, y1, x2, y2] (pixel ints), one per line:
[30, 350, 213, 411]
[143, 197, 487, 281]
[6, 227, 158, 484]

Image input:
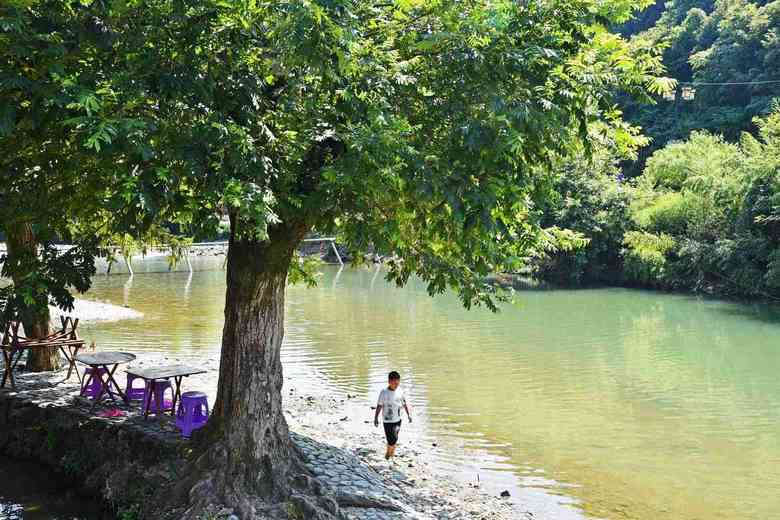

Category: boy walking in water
[374, 371, 412, 460]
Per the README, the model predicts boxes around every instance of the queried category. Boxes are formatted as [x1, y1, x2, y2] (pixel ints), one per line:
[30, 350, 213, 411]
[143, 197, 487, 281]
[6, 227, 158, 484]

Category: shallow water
[77, 263, 780, 520]
[0, 458, 102, 519]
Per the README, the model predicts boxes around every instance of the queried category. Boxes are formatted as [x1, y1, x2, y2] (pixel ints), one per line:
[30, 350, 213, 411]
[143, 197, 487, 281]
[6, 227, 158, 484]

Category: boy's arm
[374, 405, 382, 427]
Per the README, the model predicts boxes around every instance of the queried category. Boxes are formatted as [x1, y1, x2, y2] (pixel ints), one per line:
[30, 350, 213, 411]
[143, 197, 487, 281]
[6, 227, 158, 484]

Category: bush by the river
[537, 107, 780, 299]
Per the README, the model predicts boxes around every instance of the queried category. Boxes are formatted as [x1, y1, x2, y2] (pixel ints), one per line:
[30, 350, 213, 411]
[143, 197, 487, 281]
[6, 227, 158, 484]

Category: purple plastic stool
[142, 379, 173, 414]
[176, 391, 209, 438]
[125, 373, 146, 401]
[80, 367, 108, 399]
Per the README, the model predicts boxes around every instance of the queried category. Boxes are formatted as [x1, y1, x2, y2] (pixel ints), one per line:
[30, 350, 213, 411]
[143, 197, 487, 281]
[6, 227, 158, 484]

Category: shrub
[622, 231, 676, 286]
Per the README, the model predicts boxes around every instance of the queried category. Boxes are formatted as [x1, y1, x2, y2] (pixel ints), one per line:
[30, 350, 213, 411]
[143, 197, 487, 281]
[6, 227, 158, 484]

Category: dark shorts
[383, 420, 402, 446]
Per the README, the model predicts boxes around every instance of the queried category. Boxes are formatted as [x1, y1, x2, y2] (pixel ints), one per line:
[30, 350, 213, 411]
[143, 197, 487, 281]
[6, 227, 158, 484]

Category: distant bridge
[0, 237, 343, 277]
[190, 237, 343, 266]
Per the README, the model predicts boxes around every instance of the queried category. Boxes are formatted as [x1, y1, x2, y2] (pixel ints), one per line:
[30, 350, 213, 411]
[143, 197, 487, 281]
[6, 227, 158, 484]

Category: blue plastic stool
[175, 391, 209, 438]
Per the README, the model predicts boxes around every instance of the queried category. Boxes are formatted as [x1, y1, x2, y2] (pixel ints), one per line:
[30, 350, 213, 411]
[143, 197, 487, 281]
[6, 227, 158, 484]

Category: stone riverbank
[0, 353, 522, 519]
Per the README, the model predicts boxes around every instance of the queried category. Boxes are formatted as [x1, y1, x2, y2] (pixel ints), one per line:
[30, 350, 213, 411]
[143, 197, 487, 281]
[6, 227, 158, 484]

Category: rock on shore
[49, 298, 143, 322]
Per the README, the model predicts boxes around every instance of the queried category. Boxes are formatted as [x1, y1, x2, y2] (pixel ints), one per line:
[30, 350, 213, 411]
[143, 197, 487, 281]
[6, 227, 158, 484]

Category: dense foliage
[539, 107, 780, 299]
[534, 132, 641, 285]
[620, 0, 780, 166]
[626, 108, 780, 296]
[536, 0, 780, 300]
[1, 0, 663, 514]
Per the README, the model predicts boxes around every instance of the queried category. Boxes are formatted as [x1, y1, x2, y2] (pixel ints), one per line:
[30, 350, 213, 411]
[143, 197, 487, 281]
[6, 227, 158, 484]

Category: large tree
[0, 0, 185, 369]
[0, 0, 114, 369]
[4, 0, 665, 516]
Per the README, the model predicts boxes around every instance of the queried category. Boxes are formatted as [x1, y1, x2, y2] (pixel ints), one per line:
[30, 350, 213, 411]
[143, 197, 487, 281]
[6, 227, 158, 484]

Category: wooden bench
[1, 316, 85, 389]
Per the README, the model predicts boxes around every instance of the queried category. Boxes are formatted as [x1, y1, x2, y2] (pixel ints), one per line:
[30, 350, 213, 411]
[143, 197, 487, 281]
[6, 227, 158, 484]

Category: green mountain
[620, 0, 780, 170]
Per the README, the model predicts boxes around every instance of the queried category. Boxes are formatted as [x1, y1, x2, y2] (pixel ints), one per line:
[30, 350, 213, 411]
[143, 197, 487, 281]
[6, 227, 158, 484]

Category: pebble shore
[2, 294, 529, 519]
[0, 349, 523, 520]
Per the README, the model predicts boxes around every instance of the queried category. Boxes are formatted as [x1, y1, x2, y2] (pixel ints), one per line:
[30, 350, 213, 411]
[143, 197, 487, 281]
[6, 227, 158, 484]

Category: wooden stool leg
[71, 345, 82, 380]
[60, 345, 74, 380]
[65, 346, 75, 380]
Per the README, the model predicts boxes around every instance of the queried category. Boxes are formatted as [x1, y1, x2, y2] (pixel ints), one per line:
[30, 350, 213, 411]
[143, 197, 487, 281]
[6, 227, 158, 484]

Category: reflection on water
[0, 458, 102, 519]
[80, 263, 780, 520]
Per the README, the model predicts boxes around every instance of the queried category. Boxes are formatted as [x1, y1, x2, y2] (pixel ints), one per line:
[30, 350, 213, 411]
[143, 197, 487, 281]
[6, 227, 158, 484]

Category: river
[27, 261, 780, 519]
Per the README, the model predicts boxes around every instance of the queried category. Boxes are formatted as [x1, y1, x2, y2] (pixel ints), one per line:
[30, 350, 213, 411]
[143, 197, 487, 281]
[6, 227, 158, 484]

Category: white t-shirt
[377, 387, 407, 423]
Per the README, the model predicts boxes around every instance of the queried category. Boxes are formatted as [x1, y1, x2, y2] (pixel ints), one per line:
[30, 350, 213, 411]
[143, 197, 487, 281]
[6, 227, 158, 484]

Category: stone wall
[0, 374, 186, 519]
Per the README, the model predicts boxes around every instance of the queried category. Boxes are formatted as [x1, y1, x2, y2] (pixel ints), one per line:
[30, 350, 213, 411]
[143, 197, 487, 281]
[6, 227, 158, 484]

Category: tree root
[152, 441, 346, 520]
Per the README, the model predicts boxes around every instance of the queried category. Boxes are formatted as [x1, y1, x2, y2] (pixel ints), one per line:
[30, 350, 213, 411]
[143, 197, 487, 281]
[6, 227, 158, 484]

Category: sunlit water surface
[77, 262, 780, 520]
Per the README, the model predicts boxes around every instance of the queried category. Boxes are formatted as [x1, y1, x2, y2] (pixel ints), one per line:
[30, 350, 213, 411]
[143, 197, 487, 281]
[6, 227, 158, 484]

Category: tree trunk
[5, 222, 58, 371]
[189, 219, 311, 516]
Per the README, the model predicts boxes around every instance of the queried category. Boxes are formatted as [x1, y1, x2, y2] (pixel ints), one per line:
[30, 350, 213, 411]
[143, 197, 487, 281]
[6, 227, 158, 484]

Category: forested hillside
[539, 0, 780, 299]
[623, 0, 780, 163]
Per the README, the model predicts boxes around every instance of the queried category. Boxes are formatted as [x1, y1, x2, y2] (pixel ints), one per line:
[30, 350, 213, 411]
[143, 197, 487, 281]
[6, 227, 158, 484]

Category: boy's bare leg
[385, 445, 392, 460]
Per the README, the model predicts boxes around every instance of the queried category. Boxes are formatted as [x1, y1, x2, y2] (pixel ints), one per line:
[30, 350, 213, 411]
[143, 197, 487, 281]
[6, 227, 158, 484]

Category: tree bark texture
[5, 222, 58, 371]
[199, 219, 310, 511]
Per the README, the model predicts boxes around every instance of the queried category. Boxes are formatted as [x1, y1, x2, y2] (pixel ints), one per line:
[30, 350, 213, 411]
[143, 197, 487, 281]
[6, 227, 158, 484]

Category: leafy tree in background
[536, 0, 780, 293]
[0, 1, 183, 368]
[620, 106, 780, 296]
[619, 0, 780, 171]
[2, 0, 664, 515]
[535, 124, 646, 285]
[0, 1, 113, 369]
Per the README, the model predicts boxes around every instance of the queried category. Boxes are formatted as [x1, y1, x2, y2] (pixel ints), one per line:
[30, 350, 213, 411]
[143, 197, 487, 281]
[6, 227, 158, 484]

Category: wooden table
[76, 352, 136, 410]
[1, 317, 85, 389]
[125, 365, 208, 419]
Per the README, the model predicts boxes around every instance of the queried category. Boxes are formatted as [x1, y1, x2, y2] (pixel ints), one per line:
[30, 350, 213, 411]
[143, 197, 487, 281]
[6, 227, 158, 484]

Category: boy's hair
[388, 371, 401, 381]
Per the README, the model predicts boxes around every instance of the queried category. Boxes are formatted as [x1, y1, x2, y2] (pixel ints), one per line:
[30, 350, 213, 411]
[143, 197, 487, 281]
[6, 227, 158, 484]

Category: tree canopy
[1, 0, 666, 515]
[55, 0, 662, 308]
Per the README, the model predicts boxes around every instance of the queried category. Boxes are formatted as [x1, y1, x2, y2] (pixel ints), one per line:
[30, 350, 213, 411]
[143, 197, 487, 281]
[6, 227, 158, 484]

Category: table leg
[72, 345, 82, 380]
[90, 366, 109, 411]
[101, 365, 116, 402]
[60, 346, 71, 380]
[6, 351, 22, 389]
[1, 350, 12, 389]
[105, 364, 127, 403]
[143, 379, 155, 419]
[79, 367, 94, 397]
[171, 376, 183, 417]
[61, 345, 80, 381]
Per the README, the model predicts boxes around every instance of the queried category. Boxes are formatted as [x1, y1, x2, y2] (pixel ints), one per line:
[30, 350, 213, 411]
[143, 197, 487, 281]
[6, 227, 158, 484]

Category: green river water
[72, 263, 779, 520]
